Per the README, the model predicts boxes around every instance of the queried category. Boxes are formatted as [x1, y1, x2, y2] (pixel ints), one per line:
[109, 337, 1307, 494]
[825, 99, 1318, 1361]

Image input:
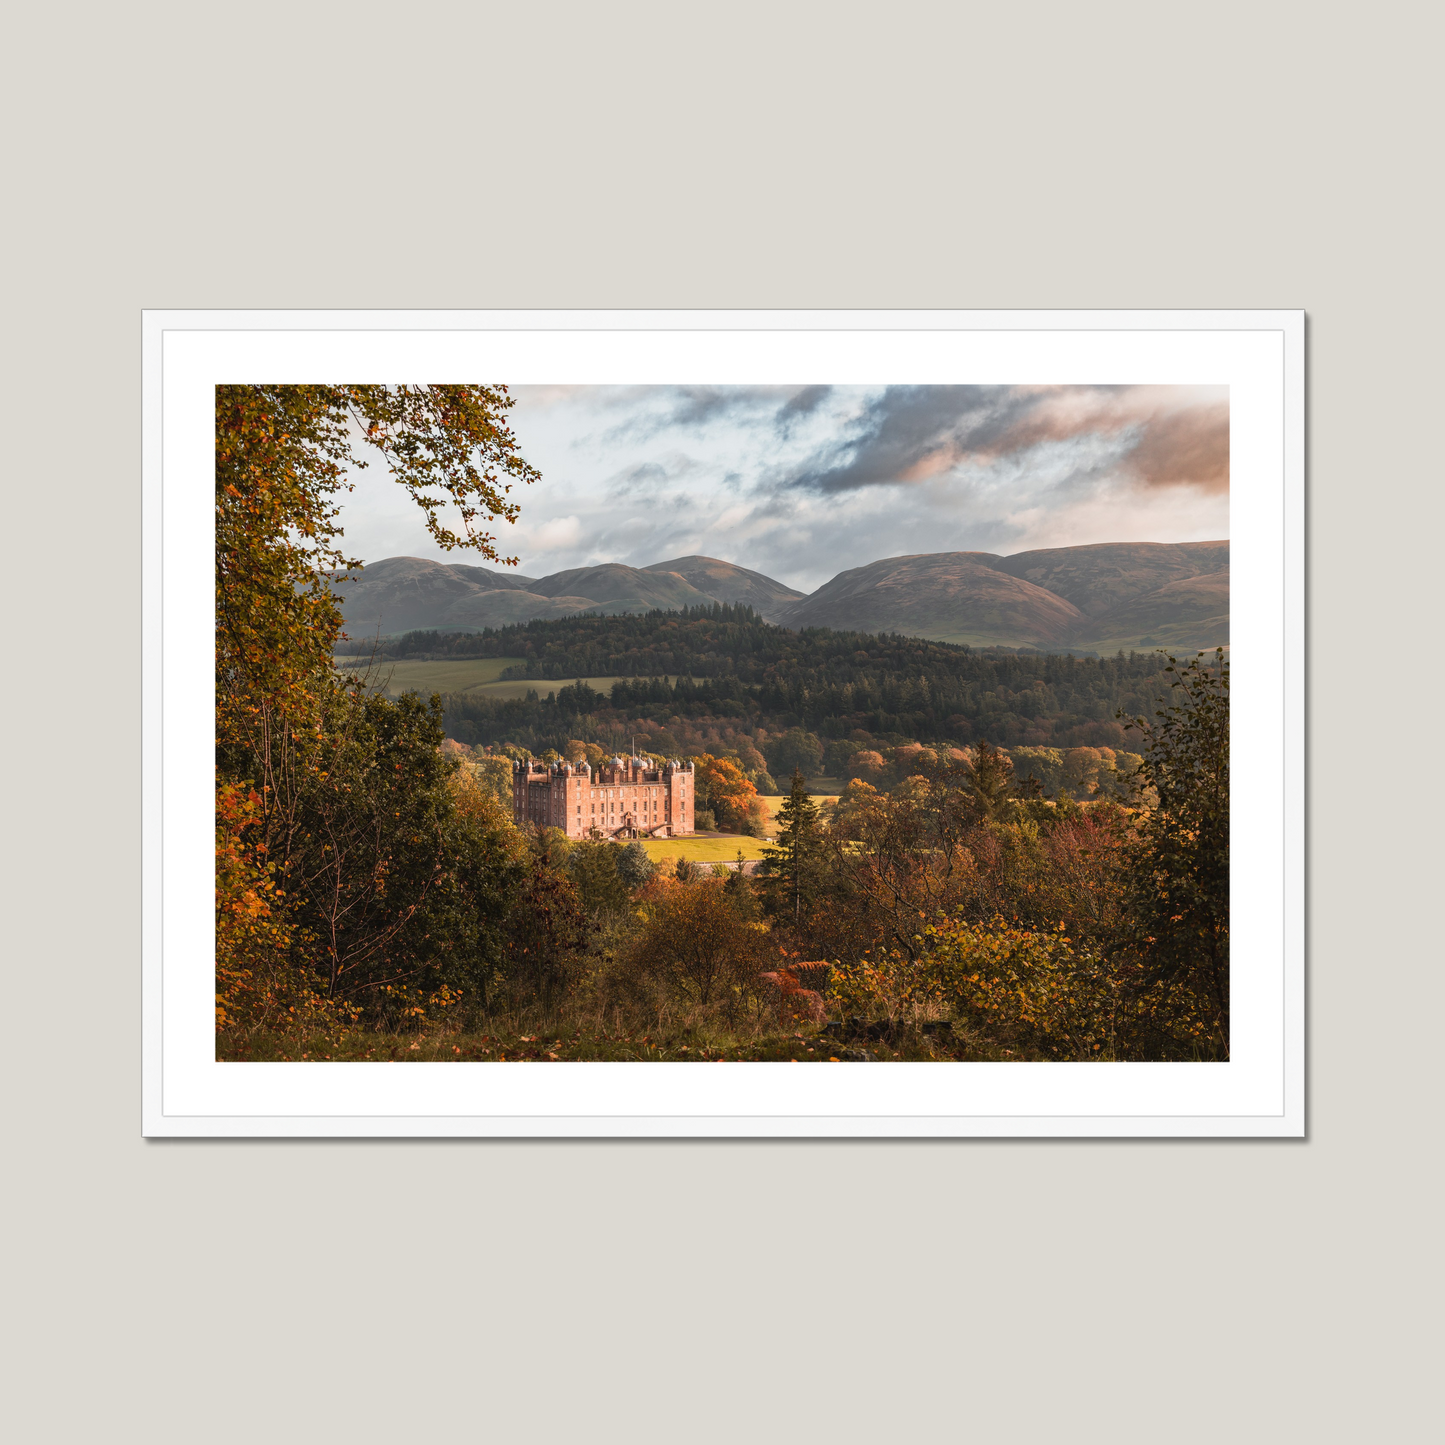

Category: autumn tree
[216, 384, 539, 761]
[1119, 649, 1230, 1053]
[693, 753, 764, 833]
[628, 877, 767, 1010]
[214, 384, 545, 1032]
[845, 749, 887, 782]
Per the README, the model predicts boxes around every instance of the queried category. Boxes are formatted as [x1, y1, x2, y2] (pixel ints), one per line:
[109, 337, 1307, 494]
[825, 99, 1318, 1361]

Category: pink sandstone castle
[512, 755, 696, 840]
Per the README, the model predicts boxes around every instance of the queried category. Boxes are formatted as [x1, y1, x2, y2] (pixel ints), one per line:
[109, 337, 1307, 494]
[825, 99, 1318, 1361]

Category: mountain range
[332, 541, 1228, 654]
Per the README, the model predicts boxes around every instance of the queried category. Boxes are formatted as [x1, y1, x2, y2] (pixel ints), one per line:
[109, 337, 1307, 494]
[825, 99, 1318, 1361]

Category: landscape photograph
[216, 383, 1229, 1064]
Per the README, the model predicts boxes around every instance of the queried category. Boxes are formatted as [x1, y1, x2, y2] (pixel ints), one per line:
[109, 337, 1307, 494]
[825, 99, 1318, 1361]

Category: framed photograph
[142, 309, 1303, 1137]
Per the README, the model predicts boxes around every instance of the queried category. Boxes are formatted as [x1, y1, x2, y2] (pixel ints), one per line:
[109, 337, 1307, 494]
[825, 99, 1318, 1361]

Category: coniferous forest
[399, 609, 1177, 757]
[216, 385, 1229, 1065]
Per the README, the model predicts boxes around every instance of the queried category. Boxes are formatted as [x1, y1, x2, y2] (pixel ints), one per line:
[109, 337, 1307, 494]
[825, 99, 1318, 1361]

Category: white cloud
[521, 514, 583, 556]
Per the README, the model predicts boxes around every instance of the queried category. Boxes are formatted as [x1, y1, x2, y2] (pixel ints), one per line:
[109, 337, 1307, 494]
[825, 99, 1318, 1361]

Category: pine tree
[765, 768, 822, 926]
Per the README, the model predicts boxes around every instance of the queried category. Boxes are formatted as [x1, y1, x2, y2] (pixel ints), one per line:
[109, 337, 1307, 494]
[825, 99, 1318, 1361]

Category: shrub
[215, 781, 305, 1033]
[616, 839, 657, 889]
[626, 877, 770, 1012]
[567, 839, 632, 917]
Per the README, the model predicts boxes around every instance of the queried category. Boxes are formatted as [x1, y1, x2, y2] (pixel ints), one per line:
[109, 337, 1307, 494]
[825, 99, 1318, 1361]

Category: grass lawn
[640, 794, 838, 860]
[638, 834, 772, 862]
[756, 792, 839, 831]
[468, 674, 626, 700]
[335, 655, 523, 695]
[335, 656, 625, 701]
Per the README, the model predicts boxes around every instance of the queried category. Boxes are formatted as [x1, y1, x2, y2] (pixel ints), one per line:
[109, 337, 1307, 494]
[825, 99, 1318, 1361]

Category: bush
[693, 807, 717, 833]
[616, 839, 656, 889]
[626, 876, 770, 1013]
[567, 839, 631, 917]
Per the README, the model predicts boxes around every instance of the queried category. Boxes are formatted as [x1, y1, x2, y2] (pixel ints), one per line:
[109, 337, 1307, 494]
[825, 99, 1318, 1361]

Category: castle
[512, 754, 696, 840]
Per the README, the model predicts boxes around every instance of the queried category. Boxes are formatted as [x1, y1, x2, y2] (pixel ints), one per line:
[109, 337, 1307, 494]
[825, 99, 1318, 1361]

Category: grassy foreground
[218, 1016, 986, 1063]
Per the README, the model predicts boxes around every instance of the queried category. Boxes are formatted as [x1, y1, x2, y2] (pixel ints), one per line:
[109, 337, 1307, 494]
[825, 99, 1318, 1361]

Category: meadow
[631, 792, 838, 862]
[637, 834, 771, 862]
[338, 654, 625, 701]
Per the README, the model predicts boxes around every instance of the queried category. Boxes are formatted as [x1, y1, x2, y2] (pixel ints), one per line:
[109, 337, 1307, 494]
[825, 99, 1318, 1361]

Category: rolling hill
[774, 553, 1086, 649]
[642, 555, 806, 621]
[991, 540, 1229, 619]
[777, 542, 1229, 652]
[332, 555, 762, 639]
[527, 563, 712, 613]
[331, 541, 1229, 653]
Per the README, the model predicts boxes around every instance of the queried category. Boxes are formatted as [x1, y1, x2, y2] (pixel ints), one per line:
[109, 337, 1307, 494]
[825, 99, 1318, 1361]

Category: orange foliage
[215, 781, 294, 1030]
[693, 753, 762, 831]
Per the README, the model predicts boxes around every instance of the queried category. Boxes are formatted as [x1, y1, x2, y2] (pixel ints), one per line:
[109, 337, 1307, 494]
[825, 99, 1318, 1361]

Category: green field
[472, 674, 626, 700]
[638, 835, 773, 862]
[757, 792, 838, 831]
[336, 656, 626, 701]
[639, 794, 837, 862]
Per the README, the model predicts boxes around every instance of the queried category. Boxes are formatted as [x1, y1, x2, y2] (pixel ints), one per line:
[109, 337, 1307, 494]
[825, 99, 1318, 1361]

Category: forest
[216, 385, 1229, 1066]
[422, 609, 1173, 756]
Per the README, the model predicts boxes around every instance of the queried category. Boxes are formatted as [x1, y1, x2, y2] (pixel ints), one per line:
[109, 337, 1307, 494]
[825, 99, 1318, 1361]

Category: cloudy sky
[339, 384, 1229, 593]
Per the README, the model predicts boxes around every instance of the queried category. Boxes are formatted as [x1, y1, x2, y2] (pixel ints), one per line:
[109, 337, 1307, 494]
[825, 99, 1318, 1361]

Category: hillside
[527, 563, 712, 612]
[328, 556, 547, 638]
[775, 552, 1087, 649]
[1072, 569, 1230, 653]
[331, 554, 798, 637]
[778, 541, 1229, 653]
[990, 540, 1228, 617]
[332, 541, 1229, 653]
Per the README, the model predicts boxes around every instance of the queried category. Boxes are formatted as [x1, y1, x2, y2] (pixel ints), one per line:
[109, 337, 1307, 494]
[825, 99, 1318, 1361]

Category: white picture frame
[143, 308, 1304, 1137]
